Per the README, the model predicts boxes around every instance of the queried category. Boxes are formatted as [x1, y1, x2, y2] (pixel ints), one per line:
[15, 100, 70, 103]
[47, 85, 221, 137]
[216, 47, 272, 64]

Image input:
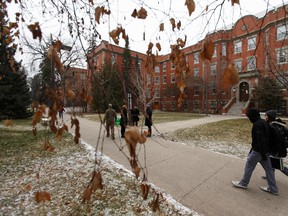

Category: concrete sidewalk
[64, 114, 288, 216]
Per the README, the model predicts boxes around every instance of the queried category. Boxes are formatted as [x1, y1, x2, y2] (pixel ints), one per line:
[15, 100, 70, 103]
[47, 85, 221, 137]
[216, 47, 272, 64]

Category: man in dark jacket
[145, 105, 152, 137]
[232, 108, 279, 195]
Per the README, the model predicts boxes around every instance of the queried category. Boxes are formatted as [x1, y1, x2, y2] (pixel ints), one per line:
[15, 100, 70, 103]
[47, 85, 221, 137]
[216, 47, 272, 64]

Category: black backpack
[269, 121, 288, 157]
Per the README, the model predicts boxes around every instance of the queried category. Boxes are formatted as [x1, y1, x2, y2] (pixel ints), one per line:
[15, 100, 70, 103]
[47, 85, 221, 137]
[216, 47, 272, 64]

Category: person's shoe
[112, 135, 115, 140]
[261, 176, 267, 179]
[232, 181, 248, 189]
[260, 186, 279, 195]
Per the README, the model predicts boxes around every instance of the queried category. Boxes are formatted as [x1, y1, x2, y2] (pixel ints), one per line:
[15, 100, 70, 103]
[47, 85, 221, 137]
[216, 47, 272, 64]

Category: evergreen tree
[122, 37, 133, 101]
[0, 12, 32, 118]
[251, 76, 283, 111]
[92, 59, 123, 112]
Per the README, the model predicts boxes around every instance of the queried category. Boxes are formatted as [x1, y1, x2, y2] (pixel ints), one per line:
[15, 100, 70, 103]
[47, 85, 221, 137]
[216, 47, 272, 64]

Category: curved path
[64, 113, 288, 216]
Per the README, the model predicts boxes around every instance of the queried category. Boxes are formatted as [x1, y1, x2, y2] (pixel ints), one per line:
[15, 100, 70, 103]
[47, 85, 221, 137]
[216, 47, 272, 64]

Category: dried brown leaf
[91, 171, 103, 191]
[140, 182, 150, 200]
[3, 119, 13, 127]
[200, 39, 214, 61]
[185, 0, 196, 16]
[28, 22, 42, 41]
[159, 23, 164, 31]
[137, 7, 147, 19]
[35, 191, 51, 203]
[82, 187, 92, 203]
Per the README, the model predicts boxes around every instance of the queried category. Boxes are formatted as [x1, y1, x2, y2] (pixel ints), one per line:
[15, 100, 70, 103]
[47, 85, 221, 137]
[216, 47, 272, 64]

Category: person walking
[59, 106, 65, 119]
[131, 105, 140, 126]
[232, 108, 279, 195]
[120, 105, 128, 138]
[145, 105, 152, 137]
[263, 110, 288, 177]
[103, 103, 117, 140]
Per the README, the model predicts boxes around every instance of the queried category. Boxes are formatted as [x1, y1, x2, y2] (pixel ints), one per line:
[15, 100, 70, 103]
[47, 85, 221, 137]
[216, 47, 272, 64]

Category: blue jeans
[240, 150, 278, 193]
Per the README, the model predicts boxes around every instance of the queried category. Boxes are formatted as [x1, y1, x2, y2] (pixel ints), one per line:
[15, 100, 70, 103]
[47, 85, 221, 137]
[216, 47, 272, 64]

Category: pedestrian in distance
[232, 108, 279, 195]
[131, 105, 140, 126]
[145, 105, 152, 137]
[59, 106, 65, 119]
[262, 110, 288, 177]
[120, 105, 128, 138]
[103, 103, 117, 140]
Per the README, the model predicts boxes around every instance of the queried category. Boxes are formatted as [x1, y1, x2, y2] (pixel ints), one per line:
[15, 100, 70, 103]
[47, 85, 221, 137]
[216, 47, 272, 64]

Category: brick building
[88, 4, 288, 114]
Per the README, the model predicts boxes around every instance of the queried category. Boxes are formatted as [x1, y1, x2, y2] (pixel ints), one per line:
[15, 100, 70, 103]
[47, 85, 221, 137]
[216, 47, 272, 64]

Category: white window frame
[194, 52, 199, 64]
[234, 40, 242, 54]
[163, 62, 167, 71]
[210, 63, 217, 75]
[194, 86, 199, 96]
[234, 59, 242, 72]
[194, 68, 199, 77]
[147, 74, 151, 85]
[212, 44, 217, 58]
[247, 36, 256, 50]
[276, 47, 288, 64]
[163, 75, 166, 84]
[154, 66, 160, 73]
[277, 25, 288, 40]
[155, 89, 160, 98]
[247, 56, 256, 71]
[171, 73, 175, 83]
[154, 76, 160, 85]
[222, 43, 226, 56]
[171, 62, 175, 69]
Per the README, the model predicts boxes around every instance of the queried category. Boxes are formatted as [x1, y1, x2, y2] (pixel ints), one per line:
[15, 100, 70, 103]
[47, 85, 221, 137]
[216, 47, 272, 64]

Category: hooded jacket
[246, 109, 270, 158]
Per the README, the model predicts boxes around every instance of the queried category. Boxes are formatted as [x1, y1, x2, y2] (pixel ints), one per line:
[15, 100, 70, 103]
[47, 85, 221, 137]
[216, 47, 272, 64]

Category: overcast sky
[7, 0, 288, 75]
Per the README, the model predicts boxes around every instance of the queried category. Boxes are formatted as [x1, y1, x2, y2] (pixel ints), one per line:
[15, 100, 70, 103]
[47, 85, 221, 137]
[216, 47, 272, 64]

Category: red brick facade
[88, 5, 288, 114]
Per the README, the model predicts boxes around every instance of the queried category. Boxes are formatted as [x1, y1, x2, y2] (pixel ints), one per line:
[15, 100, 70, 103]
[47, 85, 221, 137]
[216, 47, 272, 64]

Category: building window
[171, 63, 175, 69]
[277, 25, 288, 40]
[276, 71, 288, 89]
[163, 75, 166, 84]
[162, 102, 166, 111]
[210, 63, 217, 75]
[276, 47, 288, 64]
[147, 74, 151, 85]
[155, 89, 160, 98]
[183, 101, 188, 109]
[212, 44, 217, 58]
[194, 86, 199, 96]
[163, 62, 167, 71]
[222, 43, 226, 56]
[171, 73, 175, 83]
[154, 66, 160, 73]
[146, 88, 151, 98]
[234, 59, 242, 72]
[247, 56, 256, 71]
[234, 40, 242, 54]
[155, 76, 160, 85]
[194, 52, 199, 64]
[138, 60, 142, 71]
[247, 36, 256, 50]
[194, 68, 199, 77]
[171, 102, 176, 111]
[210, 82, 216, 94]
[194, 101, 199, 110]
[80, 73, 85, 80]
[171, 91, 175, 98]
[111, 53, 117, 64]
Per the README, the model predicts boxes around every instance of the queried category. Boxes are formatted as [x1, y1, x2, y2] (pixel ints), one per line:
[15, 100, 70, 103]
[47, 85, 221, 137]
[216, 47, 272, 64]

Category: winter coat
[145, 107, 152, 127]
